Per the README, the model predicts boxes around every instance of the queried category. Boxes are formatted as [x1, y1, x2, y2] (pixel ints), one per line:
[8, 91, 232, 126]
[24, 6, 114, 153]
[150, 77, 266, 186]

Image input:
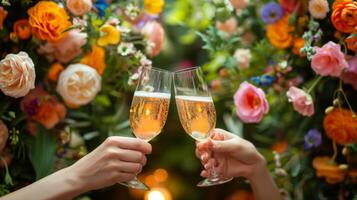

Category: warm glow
[148, 190, 165, 200]
[154, 169, 168, 182]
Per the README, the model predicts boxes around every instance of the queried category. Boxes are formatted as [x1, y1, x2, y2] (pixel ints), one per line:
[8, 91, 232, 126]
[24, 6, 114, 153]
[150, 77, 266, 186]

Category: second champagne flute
[173, 67, 233, 187]
[122, 67, 171, 190]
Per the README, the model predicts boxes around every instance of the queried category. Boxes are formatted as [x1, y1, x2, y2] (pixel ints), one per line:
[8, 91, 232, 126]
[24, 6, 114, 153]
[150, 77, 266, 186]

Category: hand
[65, 136, 152, 192]
[196, 128, 266, 181]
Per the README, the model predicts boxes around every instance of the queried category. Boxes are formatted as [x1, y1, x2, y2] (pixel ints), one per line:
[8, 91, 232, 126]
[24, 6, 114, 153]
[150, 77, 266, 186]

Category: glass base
[120, 176, 150, 190]
[197, 177, 233, 187]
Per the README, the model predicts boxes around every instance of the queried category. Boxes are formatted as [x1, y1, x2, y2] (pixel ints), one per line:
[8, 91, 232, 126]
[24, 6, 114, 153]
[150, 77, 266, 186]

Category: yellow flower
[144, 0, 164, 15]
[0, 6, 8, 30]
[97, 25, 121, 47]
[28, 1, 72, 43]
[81, 45, 106, 75]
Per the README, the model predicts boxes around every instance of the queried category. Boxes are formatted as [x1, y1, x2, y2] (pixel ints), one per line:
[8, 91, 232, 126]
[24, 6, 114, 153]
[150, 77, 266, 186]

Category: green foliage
[26, 125, 57, 180]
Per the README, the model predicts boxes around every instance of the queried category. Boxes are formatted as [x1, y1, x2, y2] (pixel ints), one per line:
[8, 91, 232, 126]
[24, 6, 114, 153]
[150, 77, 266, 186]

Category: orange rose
[331, 0, 357, 33]
[0, 6, 7, 30]
[323, 108, 357, 145]
[293, 38, 305, 56]
[80, 45, 106, 75]
[312, 156, 347, 184]
[21, 87, 66, 129]
[346, 34, 357, 52]
[28, 1, 72, 43]
[13, 19, 32, 40]
[47, 63, 64, 82]
[267, 15, 294, 49]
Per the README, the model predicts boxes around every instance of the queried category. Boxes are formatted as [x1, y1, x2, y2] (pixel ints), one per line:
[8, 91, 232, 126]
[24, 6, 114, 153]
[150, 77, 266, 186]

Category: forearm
[1, 167, 83, 200]
[248, 159, 282, 200]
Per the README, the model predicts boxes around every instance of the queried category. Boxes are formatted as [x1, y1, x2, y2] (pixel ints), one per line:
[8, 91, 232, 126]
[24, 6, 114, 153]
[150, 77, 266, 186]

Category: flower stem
[331, 141, 338, 162]
[337, 80, 356, 117]
[307, 76, 323, 94]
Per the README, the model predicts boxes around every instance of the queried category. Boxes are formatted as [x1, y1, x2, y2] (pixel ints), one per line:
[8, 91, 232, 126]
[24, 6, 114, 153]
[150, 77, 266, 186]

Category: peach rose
[21, 87, 66, 129]
[57, 63, 101, 108]
[141, 21, 165, 57]
[0, 6, 7, 30]
[311, 41, 348, 77]
[286, 87, 314, 117]
[229, 0, 249, 10]
[66, 0, 92, 16]
[331, 0, 357, 33]
[0, 52, 35, 98]
[216, 17, 238, 37]
[0, 120, 8, 152]
[234, 82, 269, 123]
[38, 29, 87, 63]
[28, 1, 72, 43]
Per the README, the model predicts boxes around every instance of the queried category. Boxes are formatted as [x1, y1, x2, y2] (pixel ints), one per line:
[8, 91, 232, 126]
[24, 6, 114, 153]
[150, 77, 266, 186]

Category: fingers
[113, 161, 143, 174]
[105, 136, 152, 154]
[116, 148, 146, 164]
[212, 128, 237, 140]
[114, 172, 136, 183]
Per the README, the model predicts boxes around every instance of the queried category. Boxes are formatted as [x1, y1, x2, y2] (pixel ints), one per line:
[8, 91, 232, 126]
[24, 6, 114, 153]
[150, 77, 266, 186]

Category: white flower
[233, 48, 251, 69]
[57, 63, 101, 108]
[0, 52, 35, 98]
[117, 42, 136, 56]
[308, 0, 330, 19]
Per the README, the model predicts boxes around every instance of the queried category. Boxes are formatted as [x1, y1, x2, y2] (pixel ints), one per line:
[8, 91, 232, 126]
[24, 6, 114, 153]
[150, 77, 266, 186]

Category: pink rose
[216, 17, 237, 37]
[38, 29, 87, 63]
[234, 82, 269, 123]
[229, 0, 249, 10]
[341, 56, 357, 90]
[141, 21, 165, 57]
[0, 52, 35, 98]
[66, 0, 92, 16]
[311, 41, 348, 77]
[286, 87, 314, 117]
[0, 120, 8, 152]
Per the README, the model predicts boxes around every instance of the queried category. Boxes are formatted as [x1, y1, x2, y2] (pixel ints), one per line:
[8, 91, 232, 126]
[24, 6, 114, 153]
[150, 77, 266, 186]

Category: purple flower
[304, 129, 322, 150]
[261, 2, 284, 24]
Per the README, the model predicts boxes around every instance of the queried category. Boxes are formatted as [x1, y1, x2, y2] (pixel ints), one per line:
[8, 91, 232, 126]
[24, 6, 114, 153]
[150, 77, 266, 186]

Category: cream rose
[0, 52, 35, 98]
[66, 0, 92, 16]
[57, 63, 101, 108]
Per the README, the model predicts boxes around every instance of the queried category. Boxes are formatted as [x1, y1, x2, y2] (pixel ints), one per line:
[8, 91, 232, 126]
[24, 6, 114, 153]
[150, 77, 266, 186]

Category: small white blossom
[117, 42, 136, 56]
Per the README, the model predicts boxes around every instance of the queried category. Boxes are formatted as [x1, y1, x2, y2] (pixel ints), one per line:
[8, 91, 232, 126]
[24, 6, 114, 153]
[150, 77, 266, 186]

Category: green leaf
[27, 125, 57, 180]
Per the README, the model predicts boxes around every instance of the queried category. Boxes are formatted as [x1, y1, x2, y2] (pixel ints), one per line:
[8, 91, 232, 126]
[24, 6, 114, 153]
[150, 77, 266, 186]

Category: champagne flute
[173, 67, 233, 187]
[122, 67, 171, 190]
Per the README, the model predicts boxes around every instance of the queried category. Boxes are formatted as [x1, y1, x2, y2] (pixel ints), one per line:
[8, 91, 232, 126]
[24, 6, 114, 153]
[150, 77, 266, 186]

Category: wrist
[59, 166, 86, 198]
[247, 154, 269, 183]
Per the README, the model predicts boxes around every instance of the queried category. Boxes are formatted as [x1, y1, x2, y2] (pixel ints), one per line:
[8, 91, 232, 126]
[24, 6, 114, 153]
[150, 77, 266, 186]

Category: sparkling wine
[130, 91, 170, 141]
[175, 96, 216, 141]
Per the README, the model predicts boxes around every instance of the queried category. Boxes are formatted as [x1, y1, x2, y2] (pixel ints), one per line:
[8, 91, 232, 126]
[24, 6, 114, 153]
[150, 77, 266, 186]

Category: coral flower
[346, 34, 357, 52]
[293, 38, 305, 56]
[13, 19, 32, 40]
[312, 156, 347, 184]
[97, 25, 121, 47]
[324, 108, 357, 145]
[144, 0, 164, 15]
[141, 21, 165, 57]
[331, 0, 357, 33]
[216, 17, 238, 37]
[81, 45, 106, 75]
[279, 0, 303, 14]
[21, 87, 67, 129]
[266, 15, 294, 49]
[234, 81, 269, 123]
[28, 1, 72, 43]
[0, 6, 7, 30]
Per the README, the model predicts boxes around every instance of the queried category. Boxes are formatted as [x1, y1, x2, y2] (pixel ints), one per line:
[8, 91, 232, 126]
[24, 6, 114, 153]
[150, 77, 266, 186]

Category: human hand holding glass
[121, 67, 171, 190]
[173, 67, 233, 187]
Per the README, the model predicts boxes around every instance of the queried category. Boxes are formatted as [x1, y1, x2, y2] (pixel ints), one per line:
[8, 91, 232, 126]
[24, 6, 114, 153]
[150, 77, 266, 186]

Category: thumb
[211, 139, 238, 153]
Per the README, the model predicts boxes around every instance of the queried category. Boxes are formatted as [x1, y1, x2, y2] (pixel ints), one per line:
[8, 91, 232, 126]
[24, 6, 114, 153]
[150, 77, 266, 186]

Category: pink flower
[141, 21, 165, 57]
[38, 29, 87, 63]
[286, 87, 314, 117]
[234, 82, 269, 123]
[0, 52, 35, 98]
[229, 0, 249, 10]
[341, 56, 357, 90]
[66, 0, 92, 16]
[216, 17, 237, 37]
[311, 41, 348, 77]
